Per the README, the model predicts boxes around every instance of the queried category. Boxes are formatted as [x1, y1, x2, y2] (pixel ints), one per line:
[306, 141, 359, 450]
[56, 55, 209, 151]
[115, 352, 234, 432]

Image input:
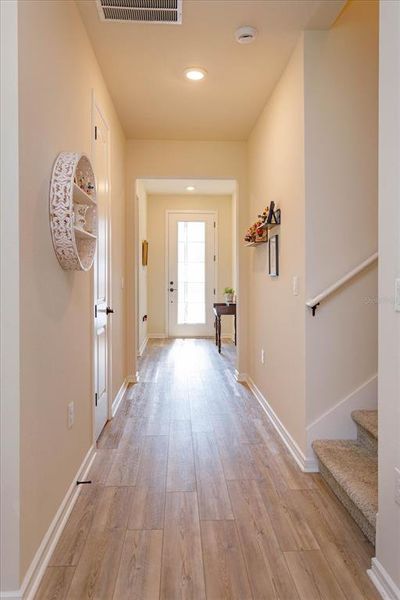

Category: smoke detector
[235, 26, 257, 44]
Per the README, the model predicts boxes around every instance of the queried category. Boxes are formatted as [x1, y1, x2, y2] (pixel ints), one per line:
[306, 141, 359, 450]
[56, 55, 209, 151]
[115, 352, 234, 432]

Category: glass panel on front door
[177, 221, 206, 324]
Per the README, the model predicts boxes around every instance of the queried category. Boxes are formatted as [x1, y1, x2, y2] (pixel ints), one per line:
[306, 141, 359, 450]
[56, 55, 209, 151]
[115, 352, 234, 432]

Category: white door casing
[167, 211, 216, 337]
[92, 100, 111, 440]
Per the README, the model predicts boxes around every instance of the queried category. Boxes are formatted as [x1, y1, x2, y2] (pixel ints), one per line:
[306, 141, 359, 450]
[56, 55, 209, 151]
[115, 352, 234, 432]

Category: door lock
[169, 288, 177, 292]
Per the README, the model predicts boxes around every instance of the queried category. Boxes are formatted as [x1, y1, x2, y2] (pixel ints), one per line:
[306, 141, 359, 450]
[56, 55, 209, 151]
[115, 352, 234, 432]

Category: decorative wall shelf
[260, 202, 281, 229]
[244, 202, 281, 247]
[49, 152, 97, 271]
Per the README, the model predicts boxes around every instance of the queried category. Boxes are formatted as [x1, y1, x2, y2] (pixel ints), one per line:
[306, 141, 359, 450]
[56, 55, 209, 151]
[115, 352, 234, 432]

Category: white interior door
[92, 104, 111, 440]
[168, 212, 215, 337]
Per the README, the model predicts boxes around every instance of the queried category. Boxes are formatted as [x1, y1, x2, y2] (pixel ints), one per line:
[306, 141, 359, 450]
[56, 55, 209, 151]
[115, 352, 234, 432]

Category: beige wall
[247, 0, 378, 458]
[248, 36, 307, 452]
[18, 0, 126, 578]
[304, 0, 378, 430]
[126, 140, 248, 376]
[147, 194, 234, 337]
[376, 0, 400, 591]
[136, 180, 148, 352]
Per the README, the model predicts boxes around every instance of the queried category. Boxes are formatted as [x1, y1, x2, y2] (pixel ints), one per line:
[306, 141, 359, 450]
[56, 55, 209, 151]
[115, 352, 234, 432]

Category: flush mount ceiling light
[184, 67, 207, 81]
[235, 26, 257, 44]
[186, 185, 196, 191]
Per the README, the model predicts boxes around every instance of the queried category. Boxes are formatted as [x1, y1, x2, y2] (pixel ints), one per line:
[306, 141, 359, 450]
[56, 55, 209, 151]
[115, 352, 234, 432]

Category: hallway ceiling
[77, 0, 346, 141]
[141, 178, 236, 195]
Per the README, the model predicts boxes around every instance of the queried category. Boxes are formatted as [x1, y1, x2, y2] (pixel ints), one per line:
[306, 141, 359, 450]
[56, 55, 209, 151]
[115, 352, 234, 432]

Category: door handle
[106, 306, 114, 315]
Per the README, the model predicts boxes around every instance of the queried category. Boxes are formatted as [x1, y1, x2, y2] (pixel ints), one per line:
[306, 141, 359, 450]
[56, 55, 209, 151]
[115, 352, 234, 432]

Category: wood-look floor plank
[34, 566, 75, 600]
[128, 487, 165, 530]
[201, 520, 253, 600]
[311, 477, 375, 564]
[113, 530, 163, 600]
[193, 432, 234, 520]
[320, 541, 381, 600]
[87, 449, 115, 484]
[167, 420, 196, 492]
[67, 527, 124, 599]
[161, 492, 206, 600]
[285, 549, 347, 600]
[256, 479, 319, 552]
[136, 435, 168, 490]
[49, 485, 99, 567]
[93, 486, 134, 530]
[228, 479, 299, 599]
[105, 439, 143, 486]
[216, 437, 264, 481]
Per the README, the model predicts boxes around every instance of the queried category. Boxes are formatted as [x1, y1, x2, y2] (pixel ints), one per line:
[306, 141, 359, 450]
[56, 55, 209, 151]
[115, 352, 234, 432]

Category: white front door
[167, 212, 215, 337]
[92, 104, 111, 440]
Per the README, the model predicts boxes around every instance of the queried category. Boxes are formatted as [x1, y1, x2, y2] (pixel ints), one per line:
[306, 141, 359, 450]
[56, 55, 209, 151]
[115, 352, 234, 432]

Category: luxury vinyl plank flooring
[37, 339, 379, 599]
[113, 529, 163, 600]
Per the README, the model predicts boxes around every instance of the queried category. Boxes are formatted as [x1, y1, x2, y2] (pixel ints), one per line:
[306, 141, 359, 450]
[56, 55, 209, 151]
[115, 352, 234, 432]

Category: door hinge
[95, 392, 98, 407]
[214, 288, 216, 295]
[214, 221, 216, 228]
[94, 125, 98, 140]
[214, 255, 216, 262]
[94, 304, 97, 318]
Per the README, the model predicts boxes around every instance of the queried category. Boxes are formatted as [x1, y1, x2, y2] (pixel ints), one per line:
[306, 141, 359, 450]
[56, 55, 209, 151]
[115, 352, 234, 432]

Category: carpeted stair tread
[312, 439, 377, 528]
[351, 409, 378, 440]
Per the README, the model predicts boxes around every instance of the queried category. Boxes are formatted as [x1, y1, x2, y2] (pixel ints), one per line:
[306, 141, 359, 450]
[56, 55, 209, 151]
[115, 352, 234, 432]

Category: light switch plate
[395, 278, 400, 312]
[68, 402, 74, 429]
[395, 467, 400, 506]
[292, 276, 299, 296]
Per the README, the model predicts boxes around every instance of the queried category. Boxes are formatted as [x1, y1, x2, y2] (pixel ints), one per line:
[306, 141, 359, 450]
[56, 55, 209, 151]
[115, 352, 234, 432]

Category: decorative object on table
[224, 287, 235, 303]
[142, 240, 149, 266]
[49, 152, 97, 271]
[268, 234, 279, 277]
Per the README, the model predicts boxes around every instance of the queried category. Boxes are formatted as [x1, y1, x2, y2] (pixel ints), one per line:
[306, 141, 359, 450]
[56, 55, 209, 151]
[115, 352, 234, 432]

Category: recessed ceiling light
[186, 186, 196, 191]
[184, 67, 207, 81]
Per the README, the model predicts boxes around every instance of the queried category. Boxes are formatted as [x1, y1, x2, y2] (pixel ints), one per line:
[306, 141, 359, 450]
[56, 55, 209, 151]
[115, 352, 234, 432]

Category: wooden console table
[213, 303, 236, 354]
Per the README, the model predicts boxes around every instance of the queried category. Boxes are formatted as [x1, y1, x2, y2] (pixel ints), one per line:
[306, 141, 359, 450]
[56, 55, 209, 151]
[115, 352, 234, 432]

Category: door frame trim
[165, 209, 217, 338]
[0, 0, 20, 592]
[91, 91, 112, 443]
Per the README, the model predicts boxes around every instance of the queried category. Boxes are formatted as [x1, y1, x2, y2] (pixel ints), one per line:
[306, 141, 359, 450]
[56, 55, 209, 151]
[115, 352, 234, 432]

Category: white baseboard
[13, 446, 96, 600]
[234, 369, 247, 383]
[127, 373, 139, 384]
[306, 374, 377, 461]
[246, 375, 318, 472]
[148, 333, 167, 339]
[137, 336, 148, 357]
[368, 557, 400, 599]
[112, 378, 130, 417]
[0, 591, 22, 599]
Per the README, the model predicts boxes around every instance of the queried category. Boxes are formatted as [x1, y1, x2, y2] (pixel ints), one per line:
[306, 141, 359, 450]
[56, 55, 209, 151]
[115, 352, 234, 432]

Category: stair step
[312, 439, 378, 544]
[352, 409, 378, 439]
[351, 409, 378, 453]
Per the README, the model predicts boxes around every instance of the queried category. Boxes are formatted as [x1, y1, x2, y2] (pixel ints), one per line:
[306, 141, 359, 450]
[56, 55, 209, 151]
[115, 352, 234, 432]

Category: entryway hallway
[37, 339, 379, 599]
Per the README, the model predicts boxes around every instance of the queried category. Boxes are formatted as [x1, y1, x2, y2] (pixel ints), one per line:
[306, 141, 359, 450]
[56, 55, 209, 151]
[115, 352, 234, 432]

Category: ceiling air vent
[96, 0, 183, 24]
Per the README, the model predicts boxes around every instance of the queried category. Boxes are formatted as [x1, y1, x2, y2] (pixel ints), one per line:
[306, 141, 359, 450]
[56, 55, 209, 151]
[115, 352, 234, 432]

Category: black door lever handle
[106, 306, 114, 315]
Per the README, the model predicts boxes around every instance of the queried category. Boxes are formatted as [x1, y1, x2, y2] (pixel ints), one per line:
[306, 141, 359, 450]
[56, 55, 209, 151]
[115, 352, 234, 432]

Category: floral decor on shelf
[244, 206, 269, 243]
